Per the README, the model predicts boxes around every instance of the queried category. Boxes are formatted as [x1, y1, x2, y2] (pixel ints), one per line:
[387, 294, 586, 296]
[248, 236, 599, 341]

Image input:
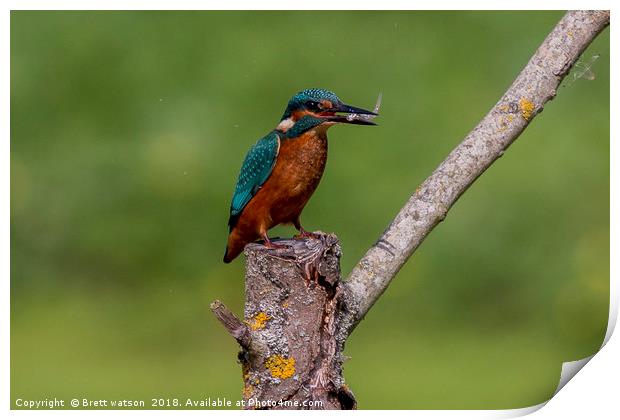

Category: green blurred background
[10, 11, 609, 409]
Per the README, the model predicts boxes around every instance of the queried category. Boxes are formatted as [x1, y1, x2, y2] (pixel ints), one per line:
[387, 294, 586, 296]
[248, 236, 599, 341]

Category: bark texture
[212, 10, 610, 409]
[214, 234, 355, 409]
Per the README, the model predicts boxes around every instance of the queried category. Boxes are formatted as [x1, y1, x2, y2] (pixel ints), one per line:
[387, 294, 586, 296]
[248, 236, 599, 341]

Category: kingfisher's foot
[294, 228, 321, 240]
[262, 236, 289, 249]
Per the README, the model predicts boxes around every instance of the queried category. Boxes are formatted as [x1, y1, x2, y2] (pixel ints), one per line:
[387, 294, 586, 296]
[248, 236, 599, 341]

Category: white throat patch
[276, 117, 295, 132]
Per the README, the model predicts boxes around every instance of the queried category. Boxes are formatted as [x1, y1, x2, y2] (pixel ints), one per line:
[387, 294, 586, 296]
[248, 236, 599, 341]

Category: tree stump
[211, 233, 356, 410]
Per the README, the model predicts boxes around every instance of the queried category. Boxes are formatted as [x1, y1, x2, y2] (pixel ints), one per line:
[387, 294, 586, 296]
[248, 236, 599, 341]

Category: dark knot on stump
[245, 232, 341, 284]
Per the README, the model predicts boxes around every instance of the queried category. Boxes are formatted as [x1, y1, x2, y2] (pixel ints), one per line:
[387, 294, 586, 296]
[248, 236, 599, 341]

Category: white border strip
[3, 2, 616, 419]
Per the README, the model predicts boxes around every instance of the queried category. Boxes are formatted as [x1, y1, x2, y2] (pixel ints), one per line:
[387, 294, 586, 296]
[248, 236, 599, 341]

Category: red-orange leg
[293, 218, 319, 239]
[261, 231, 288, 249]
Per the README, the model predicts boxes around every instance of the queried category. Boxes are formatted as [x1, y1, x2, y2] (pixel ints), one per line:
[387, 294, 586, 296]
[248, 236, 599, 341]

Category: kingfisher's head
[277, 88, 377, 133]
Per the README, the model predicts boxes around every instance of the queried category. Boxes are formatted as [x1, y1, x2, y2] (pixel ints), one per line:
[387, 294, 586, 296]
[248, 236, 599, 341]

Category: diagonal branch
[341, 10, 610, 333]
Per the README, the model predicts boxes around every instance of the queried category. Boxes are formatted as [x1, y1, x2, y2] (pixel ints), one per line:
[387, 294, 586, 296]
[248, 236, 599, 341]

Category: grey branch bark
[340, 10, 610, 333]
[211, 10, 609, 409]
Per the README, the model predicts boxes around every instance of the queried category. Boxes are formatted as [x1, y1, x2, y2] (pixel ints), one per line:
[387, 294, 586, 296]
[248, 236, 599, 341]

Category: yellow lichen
[519, 98, 535, 121]
[499, 113, 517, 132]
[248, 312, 270, 330]
[282, 301, 289, 309]
[265, 355, 296, 379]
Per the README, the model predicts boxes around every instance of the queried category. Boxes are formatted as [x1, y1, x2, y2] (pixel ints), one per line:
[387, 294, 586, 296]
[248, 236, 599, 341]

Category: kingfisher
[223, 88, 378, 263]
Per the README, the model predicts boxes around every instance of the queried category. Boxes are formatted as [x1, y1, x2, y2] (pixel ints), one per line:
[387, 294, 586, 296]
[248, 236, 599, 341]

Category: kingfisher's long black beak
[326, 103, 378, 126]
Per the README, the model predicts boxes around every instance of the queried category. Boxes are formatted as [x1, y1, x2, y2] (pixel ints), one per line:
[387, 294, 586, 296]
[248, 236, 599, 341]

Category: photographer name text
[14, 397, 322, 409]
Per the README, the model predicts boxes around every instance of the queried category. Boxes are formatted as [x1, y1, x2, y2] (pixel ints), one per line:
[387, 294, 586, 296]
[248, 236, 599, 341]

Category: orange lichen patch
[265, 355, 296, 379]
[248, 312, 270, 330]
[519, 98, 535, 121]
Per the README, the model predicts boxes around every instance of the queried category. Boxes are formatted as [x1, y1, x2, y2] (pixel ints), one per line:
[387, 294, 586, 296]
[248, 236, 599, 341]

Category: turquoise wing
[228, 131, 280, 229]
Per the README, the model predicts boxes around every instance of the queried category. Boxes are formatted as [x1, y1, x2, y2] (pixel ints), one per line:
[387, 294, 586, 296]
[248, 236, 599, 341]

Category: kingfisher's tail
[223, 245, 242, 263]
[223, 229, 248, 263]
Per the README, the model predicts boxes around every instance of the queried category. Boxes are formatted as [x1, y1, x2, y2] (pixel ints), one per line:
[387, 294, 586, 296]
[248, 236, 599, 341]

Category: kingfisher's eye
[307, 101, 320, 110]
